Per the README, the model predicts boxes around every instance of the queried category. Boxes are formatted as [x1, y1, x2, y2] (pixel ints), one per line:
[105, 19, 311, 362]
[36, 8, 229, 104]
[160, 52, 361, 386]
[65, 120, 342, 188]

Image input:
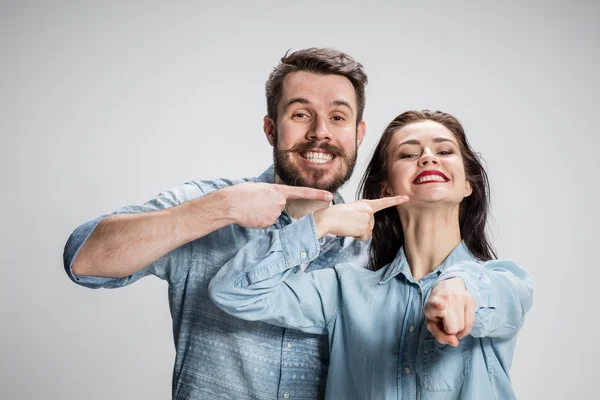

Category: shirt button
[409, 325, 414, 332]
[404, 367, 410, 375]
[283, 392, 290, 399]
[300, 250, 307, 259]
[287, 342, 293, 349]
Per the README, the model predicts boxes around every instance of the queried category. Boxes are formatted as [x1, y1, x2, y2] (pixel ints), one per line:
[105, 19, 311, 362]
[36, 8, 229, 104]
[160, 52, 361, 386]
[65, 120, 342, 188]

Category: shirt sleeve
[208, 214, 341, 335]
[63, 180, 224, 288]
[437, 259, 533, 339]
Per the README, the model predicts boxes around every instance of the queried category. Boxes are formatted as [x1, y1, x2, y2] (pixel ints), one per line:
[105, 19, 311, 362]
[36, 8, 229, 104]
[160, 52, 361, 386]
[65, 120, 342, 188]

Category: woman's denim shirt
[209, 214, 533, 400]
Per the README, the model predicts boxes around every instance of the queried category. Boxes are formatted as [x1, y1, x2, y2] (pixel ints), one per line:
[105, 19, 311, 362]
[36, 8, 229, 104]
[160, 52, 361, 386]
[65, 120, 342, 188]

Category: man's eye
[293, 113, 308, 118]
[332, 115, 345, 121]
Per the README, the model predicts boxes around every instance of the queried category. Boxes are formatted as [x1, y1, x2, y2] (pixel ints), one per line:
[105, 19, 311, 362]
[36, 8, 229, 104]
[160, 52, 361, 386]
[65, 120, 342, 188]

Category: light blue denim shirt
[209, 214, 533, 400]
[63, 166, 369, 400]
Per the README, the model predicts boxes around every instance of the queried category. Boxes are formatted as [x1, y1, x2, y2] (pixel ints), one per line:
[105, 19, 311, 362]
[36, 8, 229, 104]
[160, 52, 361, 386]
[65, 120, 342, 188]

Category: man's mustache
[280, 141, 346, 158]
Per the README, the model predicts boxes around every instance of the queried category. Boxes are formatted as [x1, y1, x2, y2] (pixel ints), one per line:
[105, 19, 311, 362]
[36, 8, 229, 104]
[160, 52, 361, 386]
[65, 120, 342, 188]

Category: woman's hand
[425, 278, 476, 347]
[313, 195, 408, 240]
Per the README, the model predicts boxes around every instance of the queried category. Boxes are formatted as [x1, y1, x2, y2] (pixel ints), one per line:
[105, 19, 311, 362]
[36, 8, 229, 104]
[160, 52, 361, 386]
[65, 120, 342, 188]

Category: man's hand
[425, 278, 476, 347]
[222, 182, 333, 229]
[313, 196, 409, 240]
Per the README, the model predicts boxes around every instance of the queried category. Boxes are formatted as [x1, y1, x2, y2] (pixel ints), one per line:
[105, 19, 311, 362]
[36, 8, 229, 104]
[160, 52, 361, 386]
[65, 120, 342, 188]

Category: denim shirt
[63, 166, 369, 400]
[209, 214, 533, 400]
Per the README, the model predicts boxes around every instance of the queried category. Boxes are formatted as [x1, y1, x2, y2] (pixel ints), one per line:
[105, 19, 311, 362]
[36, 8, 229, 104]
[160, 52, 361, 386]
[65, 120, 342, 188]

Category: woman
[209, 110, 533, 399]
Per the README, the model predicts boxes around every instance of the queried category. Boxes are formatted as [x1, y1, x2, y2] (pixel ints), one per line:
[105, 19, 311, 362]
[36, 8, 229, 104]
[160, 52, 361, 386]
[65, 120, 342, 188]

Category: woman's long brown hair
[357, 110, 497, 270]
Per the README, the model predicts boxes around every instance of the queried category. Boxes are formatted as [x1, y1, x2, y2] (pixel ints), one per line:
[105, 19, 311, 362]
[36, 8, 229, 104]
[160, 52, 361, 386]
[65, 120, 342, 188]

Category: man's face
[264, 71, 366, 193]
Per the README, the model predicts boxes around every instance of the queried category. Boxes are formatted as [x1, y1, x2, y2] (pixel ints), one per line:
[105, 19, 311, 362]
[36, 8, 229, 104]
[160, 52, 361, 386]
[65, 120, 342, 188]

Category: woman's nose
[418, 148, 439, 167]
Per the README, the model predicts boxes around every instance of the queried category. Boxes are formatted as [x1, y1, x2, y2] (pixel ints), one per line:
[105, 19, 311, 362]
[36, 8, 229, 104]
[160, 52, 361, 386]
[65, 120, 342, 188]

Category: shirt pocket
[420, 337, 471, 392]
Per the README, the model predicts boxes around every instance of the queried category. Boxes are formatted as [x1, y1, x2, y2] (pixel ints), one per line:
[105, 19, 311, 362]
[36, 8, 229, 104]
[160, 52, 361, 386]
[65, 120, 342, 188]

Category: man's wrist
[173, 190, 236, 241]
[211, 188, 238, 226]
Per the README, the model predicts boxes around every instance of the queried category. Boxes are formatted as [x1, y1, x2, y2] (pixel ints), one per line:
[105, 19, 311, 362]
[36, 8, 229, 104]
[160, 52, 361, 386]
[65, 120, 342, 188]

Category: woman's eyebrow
[394, 137, 457, 154]
[433, 137, 457, 145]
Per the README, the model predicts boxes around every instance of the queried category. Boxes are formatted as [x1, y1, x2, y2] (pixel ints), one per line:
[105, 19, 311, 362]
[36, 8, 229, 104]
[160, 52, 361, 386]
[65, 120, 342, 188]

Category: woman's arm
[208, 214, 342, 335]
[209, 196, 410, 333]
[435, 259, 533, 339]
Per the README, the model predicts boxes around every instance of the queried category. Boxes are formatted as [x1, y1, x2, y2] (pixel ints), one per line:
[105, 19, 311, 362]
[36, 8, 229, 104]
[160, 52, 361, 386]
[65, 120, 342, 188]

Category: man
[64, 48, 371, 399]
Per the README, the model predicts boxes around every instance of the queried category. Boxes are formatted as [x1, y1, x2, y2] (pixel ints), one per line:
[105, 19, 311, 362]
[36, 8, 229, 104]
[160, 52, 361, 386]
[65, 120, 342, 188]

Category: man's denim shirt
[209, 214, 533, 400]
[63, 166, 369, 400]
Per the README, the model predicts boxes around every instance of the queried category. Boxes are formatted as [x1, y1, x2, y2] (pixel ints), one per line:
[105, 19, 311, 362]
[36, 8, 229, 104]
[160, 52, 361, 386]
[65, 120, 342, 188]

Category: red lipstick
[412, 170, 449, 184]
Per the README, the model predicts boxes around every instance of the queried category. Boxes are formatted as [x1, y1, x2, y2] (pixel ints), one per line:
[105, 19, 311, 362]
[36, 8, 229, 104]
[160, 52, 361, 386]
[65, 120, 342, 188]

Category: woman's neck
[399, 205, 462, 281]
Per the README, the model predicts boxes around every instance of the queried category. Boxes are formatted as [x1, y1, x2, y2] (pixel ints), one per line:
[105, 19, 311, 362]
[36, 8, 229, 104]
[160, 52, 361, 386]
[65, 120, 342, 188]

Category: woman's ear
[464, 179, 473, 198]
[380, 183, 394, 198]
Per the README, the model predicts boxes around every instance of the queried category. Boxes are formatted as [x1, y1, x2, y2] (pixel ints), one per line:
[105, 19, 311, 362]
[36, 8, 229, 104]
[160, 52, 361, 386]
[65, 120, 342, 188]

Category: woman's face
[384, 120, 472, 207]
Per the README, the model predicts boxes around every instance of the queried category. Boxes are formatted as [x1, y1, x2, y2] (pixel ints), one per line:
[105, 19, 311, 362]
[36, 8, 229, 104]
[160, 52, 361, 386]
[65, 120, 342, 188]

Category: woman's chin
[405, 196, 461, 208]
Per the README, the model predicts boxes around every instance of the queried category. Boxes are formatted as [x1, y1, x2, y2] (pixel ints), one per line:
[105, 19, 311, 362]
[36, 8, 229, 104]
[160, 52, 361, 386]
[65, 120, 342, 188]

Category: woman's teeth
[415, 175, 446, 184]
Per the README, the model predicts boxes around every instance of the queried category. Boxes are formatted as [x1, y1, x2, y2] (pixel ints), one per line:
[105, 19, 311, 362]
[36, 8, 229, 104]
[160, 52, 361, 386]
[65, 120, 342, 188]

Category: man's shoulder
[185, 166, 275, 195]
[184, 176, 254, 193]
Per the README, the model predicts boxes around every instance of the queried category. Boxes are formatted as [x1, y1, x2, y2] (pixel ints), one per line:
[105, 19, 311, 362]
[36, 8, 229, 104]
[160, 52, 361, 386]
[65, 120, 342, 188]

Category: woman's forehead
[393, 120, 455, 142]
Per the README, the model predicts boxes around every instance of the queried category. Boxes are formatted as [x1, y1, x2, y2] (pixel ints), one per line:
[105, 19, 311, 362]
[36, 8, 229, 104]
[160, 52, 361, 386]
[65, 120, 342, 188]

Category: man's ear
[356, 120, 366, 148]
[263, 116, 276, 147]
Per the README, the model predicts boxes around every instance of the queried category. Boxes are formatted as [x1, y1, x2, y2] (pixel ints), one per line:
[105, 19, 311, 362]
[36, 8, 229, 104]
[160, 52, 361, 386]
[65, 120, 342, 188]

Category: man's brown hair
[265, 48, 368, 125]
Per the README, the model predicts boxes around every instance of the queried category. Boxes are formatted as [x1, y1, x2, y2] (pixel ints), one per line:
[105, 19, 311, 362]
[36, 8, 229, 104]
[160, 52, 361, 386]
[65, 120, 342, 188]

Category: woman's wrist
[312, 208, 332, 239]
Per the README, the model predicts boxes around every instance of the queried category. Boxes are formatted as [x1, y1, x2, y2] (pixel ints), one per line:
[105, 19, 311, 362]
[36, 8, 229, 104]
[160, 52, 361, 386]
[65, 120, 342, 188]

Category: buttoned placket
[279, 332, 295, 399]
[277, 212, 329, 399]
[398, 279, 424, 399]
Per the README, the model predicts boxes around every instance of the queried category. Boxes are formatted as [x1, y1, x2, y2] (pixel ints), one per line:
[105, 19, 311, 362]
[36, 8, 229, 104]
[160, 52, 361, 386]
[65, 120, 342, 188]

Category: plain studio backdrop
[1, 1, 597, 399]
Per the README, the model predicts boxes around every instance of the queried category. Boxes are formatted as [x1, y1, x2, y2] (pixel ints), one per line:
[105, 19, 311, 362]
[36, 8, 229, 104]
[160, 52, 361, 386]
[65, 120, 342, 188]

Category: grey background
[1, 1, 597, 399]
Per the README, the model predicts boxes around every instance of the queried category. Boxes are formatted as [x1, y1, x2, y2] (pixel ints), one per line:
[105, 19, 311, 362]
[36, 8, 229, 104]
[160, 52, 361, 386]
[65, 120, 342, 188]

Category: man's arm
[69, 182, 333, 279]
[71, 189, 233, 278]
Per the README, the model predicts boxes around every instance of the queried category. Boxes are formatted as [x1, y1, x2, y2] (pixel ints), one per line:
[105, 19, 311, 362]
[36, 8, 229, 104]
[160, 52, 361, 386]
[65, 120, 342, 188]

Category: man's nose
[307, 115, 331, 141]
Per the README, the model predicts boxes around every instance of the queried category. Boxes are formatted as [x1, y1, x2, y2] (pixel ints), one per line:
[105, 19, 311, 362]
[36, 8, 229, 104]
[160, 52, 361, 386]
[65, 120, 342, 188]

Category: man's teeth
[415, 175, 446, 184]
[302, 152, 333, 163]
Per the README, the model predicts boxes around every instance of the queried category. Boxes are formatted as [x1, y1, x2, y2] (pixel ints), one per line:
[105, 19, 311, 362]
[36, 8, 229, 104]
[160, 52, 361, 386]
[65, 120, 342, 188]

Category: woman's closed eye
[400, 153, 419, 159]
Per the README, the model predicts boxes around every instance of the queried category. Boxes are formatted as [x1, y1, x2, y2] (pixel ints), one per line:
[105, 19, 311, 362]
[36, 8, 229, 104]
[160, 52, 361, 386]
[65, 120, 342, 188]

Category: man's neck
[399, 205, 462, 281]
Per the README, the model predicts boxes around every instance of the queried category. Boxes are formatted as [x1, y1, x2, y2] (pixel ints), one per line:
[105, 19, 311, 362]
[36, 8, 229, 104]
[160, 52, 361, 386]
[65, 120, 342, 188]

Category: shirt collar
[256, 165, 276, 184]
[379, 240, 475, 284]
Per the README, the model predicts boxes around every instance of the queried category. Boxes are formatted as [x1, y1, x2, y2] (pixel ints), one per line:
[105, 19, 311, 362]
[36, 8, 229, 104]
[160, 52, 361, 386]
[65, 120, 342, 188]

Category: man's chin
[300, 176, 348, 194]
[275, 158, 353, 193]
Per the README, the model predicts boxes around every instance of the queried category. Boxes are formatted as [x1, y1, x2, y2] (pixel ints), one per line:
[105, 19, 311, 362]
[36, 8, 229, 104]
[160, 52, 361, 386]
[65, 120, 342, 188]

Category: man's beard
[273, 133, 357, 194]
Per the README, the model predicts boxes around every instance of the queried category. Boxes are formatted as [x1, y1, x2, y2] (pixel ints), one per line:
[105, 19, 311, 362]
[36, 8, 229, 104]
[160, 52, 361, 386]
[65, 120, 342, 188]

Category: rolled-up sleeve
[63, 181, 212, 288]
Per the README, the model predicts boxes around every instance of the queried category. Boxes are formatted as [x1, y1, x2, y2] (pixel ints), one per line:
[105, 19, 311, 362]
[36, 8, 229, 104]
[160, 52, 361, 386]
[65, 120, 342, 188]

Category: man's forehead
[280, 71, 357, 110]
